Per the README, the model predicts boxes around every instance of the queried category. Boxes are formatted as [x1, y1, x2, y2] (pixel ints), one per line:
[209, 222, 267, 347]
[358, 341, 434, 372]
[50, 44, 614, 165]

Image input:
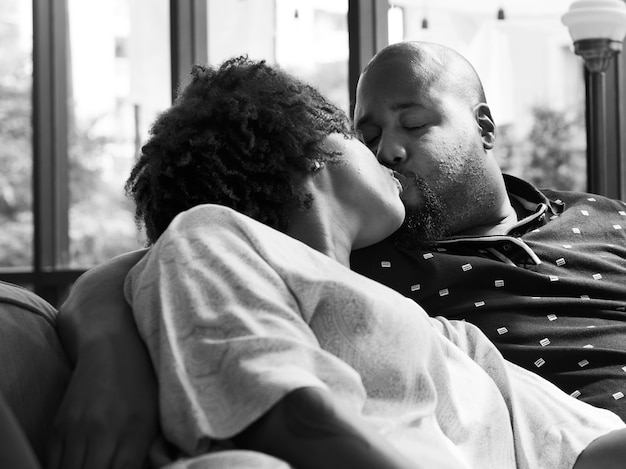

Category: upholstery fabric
[0, 281, 71, 462]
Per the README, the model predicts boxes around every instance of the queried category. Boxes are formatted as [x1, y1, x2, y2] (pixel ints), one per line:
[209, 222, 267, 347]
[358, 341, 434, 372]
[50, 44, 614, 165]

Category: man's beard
[388, 175, 448, 250]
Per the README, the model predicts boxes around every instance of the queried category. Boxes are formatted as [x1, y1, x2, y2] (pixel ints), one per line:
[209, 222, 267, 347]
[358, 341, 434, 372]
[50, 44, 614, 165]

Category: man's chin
[388, 209, 447, 249]
[390, 177, 448, 249]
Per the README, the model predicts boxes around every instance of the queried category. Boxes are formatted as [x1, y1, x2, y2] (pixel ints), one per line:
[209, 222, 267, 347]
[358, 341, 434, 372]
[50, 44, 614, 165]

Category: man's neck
[460, 198, 520, 237]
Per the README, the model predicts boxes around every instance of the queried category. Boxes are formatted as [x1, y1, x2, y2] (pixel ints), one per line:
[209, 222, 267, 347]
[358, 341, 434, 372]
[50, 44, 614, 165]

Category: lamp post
[562, 0, 626, 197]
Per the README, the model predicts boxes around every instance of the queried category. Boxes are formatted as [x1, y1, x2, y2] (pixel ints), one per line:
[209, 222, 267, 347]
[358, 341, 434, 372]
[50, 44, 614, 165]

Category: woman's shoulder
[161, 204, 273, 243]
[156, 204, 301, 263]
[174, 203, 253, 226]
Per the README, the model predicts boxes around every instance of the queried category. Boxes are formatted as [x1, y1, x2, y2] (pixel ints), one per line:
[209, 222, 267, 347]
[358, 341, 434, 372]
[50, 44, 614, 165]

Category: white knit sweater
[126, 204, 625, 469]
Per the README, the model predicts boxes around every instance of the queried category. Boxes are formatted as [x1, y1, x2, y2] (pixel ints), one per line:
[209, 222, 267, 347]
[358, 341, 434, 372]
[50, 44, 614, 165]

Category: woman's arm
[234, 387, 416, 469]
[55, 249, 148, 363]
[573, 428, 626, 469]
[46, 249, 159, 469]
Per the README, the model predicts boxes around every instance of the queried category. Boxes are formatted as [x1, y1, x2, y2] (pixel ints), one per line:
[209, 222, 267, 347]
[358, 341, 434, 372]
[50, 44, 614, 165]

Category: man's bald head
[353, 41, 511, 241]
[362, 41, 487, 108]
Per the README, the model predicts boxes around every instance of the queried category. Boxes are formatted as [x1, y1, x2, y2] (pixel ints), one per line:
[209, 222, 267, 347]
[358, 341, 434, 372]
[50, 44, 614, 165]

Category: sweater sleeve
[125, 205, 366, 457]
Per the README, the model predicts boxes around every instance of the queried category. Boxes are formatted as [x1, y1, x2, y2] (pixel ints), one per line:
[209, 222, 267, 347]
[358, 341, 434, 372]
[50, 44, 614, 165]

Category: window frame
[598, 51, 626, 200]
[2, 0, 623, 306]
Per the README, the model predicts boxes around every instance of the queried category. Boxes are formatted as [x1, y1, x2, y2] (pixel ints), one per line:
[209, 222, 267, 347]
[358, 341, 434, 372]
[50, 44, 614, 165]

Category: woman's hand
[234, 387, 418, 469]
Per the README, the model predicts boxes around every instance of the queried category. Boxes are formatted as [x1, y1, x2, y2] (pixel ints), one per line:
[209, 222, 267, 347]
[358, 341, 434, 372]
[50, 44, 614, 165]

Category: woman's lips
[391, 170, 407, 193]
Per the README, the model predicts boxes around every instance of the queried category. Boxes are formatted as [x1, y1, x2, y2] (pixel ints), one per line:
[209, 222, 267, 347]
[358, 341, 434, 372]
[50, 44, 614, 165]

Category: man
[351, 41, 626, 421]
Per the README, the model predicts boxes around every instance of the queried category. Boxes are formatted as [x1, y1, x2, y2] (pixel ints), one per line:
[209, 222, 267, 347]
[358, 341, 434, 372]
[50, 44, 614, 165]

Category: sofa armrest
[0, 281, 71, 463]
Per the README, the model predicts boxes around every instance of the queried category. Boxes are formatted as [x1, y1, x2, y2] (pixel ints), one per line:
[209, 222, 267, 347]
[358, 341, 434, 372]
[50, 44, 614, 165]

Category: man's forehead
[355, 63, 437, 123]
[356, 98, 425, 118]
[359, 55, 439, 102]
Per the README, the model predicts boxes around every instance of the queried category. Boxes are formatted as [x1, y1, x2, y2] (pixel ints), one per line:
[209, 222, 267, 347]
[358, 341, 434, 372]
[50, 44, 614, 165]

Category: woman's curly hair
[125, 56, 351, 244]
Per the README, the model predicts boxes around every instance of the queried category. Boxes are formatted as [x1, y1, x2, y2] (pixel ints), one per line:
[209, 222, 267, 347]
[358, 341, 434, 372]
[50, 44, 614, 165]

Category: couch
[0, 280, 72, 464]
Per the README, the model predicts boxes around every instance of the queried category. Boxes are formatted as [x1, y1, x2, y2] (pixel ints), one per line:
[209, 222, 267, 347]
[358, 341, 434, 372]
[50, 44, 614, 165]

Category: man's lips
[391, 170, 409, 192]
[391, 171, 423, 209]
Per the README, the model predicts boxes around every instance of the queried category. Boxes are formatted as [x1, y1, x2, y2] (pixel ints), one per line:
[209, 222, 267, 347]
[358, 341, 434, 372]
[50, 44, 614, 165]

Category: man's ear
[474, 103, 495, 150]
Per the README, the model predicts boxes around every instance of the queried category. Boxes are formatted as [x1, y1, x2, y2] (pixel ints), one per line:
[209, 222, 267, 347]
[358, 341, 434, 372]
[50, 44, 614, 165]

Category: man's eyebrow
[355, 102, 423, 129]
[391, 101, 422, 111]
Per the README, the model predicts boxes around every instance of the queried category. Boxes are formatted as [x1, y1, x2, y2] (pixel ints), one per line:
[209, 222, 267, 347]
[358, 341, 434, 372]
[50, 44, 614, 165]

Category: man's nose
[376, 134, 407, 167]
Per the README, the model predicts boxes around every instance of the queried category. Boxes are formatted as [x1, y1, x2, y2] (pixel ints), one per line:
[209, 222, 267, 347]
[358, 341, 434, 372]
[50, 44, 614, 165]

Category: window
[0, 0, 171, 304]
[66, 0, 170, 266]
[0, 0, 33, 268]
[1, 0, 621, 305]
[205, 0, 350, 113]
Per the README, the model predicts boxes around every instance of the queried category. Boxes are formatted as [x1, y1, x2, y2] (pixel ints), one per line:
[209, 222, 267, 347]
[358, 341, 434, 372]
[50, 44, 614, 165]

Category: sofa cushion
[0, 280, 71, 463]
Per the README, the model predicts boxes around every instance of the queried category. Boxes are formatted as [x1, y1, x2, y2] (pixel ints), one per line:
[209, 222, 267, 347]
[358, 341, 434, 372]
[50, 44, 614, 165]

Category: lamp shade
[562, 0, 626, 42]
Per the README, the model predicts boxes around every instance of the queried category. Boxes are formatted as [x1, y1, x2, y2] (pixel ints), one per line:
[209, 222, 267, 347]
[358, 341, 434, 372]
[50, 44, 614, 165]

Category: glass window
[0, 0, 33, 268]
[389, 0, 586, 191]
[66, 0, 171, 267]
[206, 0, 350, 114]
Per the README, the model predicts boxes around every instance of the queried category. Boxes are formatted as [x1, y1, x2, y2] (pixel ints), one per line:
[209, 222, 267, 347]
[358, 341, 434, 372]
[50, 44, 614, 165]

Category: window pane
[206, 0, 350, 114]
[0, 0, 33, 268]
[67, 0, 170, 267]
[390, 0, 586, 191]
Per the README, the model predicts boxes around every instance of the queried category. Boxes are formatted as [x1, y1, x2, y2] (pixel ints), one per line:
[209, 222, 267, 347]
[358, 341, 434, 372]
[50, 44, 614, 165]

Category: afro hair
[125, 56, 351, 244]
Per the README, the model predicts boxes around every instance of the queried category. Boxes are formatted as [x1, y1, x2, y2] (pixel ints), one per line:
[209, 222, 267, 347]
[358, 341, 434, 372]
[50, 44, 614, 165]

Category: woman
[52, 57, 625, 469]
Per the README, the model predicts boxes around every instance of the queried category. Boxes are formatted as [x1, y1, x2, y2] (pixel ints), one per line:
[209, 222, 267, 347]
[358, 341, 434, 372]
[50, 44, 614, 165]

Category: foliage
[0, 58, 142, 268]
[0, 66, 32, 220]
[495, 106, 586, 192]
[0, 60, 33, 266]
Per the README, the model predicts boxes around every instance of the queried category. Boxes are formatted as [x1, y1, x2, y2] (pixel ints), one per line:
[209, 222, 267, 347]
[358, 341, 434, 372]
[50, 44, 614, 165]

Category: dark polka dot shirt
[351, 175, 626, 421]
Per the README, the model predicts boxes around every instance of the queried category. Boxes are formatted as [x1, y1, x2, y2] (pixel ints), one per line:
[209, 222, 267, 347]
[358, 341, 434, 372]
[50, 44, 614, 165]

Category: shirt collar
[503, 174, 564, 235]
[503, 174, 564, 216]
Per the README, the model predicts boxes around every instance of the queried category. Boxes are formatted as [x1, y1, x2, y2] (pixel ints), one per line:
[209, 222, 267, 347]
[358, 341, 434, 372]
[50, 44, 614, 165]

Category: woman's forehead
[321, 133, 367, 157]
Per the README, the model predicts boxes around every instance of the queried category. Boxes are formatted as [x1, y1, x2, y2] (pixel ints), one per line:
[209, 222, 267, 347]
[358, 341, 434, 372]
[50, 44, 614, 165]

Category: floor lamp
[562, 0, 626, 197]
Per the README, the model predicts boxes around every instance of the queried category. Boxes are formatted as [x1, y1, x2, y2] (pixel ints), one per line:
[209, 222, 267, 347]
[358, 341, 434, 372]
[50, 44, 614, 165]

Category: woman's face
[321, 133, 406, 249]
